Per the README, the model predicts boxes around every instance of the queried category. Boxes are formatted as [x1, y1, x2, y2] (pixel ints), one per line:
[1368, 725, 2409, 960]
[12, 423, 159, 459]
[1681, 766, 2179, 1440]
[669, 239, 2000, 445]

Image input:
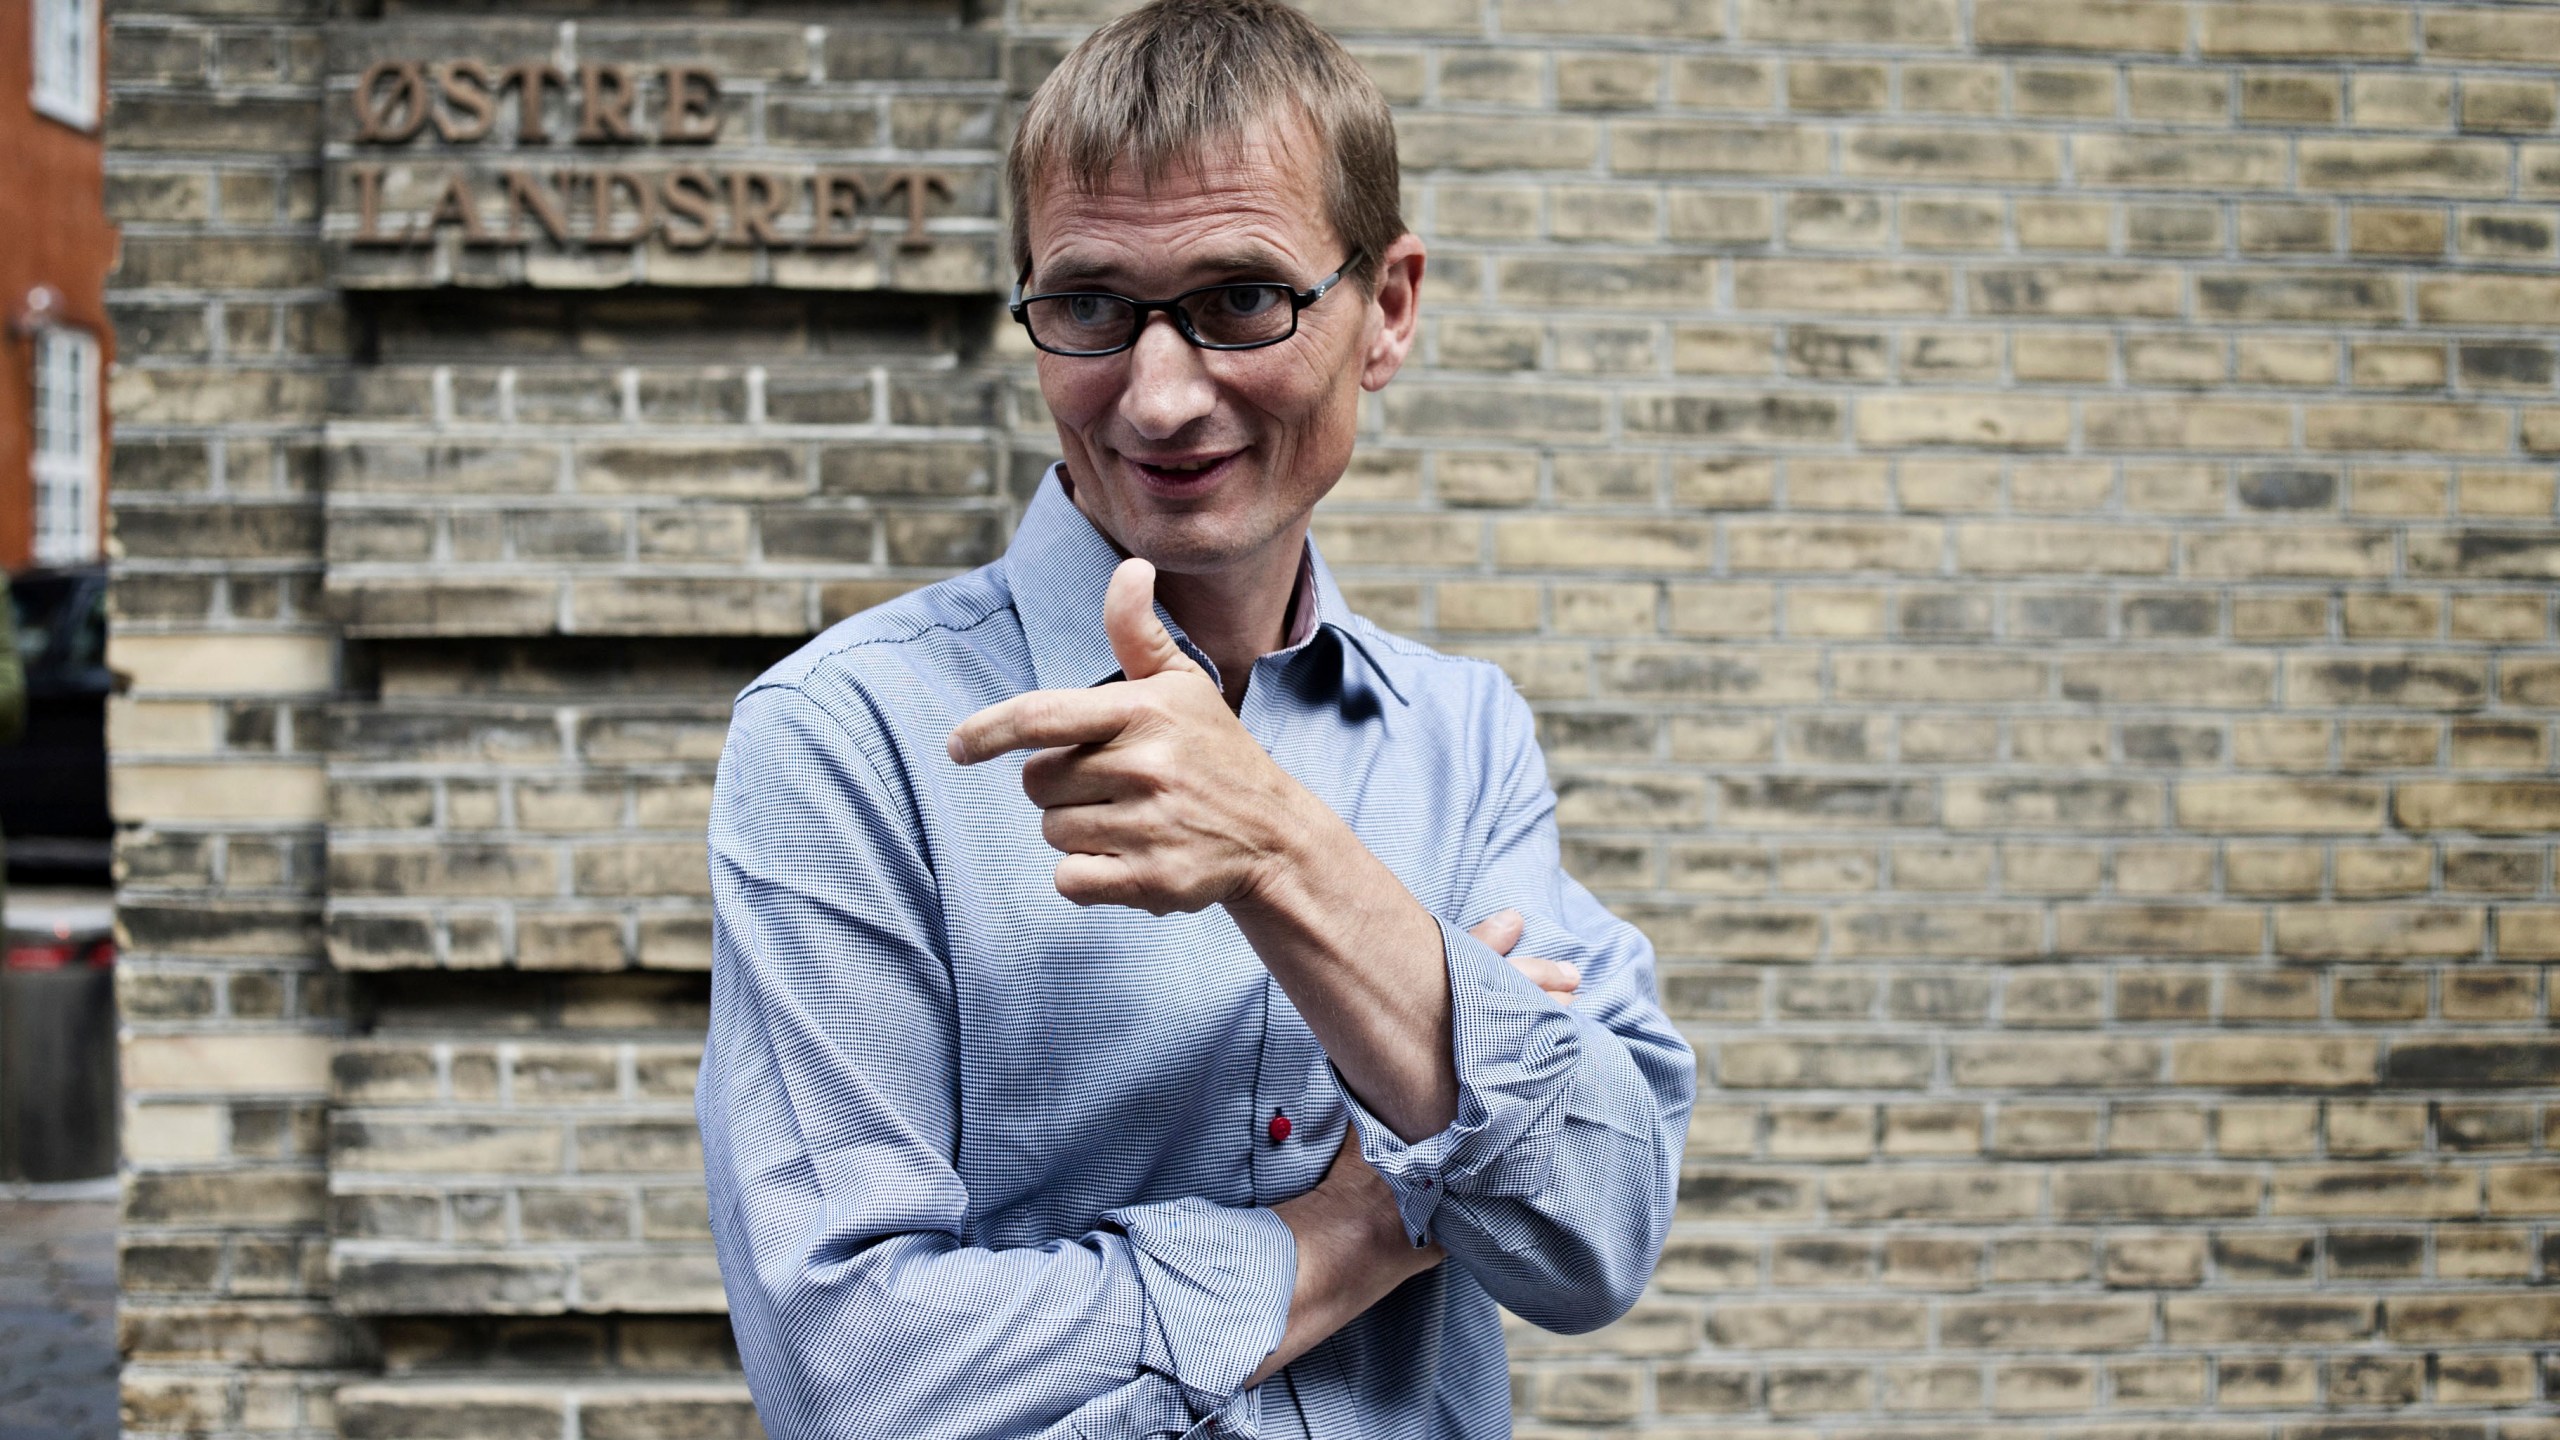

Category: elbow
[1475, 1146, 1677, 1335]
[1474, 1201, 1664, 1336]
[1503, 1244, 1651, 1336]
[1560, 1217, 1662, 1334]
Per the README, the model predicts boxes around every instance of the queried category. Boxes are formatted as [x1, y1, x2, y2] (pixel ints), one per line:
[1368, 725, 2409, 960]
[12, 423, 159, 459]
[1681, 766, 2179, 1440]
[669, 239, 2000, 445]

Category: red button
[1267, 1111, 1291, 1144]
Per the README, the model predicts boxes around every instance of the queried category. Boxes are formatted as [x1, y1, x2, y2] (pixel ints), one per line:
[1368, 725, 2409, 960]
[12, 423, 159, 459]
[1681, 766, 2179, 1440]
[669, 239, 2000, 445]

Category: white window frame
[31, 0, 101, 131]
[31, 327, 103, 568]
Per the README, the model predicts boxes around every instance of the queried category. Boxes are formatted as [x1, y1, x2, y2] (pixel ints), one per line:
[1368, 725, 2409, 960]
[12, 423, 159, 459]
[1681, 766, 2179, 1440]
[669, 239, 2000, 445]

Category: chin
[1116, 515, 1264, 575]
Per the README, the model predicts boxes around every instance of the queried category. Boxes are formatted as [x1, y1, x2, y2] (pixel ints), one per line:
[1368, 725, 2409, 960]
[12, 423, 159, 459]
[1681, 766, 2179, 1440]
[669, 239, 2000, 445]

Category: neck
[1152, 524, 1308, 710]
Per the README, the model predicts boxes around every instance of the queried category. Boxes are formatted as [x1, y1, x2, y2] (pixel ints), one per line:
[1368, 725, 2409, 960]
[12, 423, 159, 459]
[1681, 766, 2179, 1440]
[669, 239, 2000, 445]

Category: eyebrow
[1035, 246, 1298, 291]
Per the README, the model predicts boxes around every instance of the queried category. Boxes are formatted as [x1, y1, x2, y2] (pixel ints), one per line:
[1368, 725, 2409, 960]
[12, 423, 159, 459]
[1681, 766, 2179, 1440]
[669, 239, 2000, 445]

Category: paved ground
[0, 1197, 118, 1440]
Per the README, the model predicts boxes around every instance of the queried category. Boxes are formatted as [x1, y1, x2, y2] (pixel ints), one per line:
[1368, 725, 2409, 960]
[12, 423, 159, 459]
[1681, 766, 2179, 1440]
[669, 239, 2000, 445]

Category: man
[697, 2, 1694, 1435]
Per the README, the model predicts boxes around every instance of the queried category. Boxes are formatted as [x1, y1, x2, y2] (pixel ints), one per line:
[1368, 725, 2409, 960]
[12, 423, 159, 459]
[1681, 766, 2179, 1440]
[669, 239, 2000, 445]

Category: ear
[1359, 231, 1427, 394]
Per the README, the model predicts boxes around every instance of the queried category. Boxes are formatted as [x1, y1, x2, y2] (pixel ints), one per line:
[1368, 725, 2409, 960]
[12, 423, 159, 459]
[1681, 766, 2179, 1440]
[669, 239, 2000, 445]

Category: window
[32, 329, 102, 567]
[32, 0, 100, 129]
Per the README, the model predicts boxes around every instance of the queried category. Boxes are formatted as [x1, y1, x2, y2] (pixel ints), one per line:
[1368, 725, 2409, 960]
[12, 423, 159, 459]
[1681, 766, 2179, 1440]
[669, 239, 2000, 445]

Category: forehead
[1023, 119, 1341, 279]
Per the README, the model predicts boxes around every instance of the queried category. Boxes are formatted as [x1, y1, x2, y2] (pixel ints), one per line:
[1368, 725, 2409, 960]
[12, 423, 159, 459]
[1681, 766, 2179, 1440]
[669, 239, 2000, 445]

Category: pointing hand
[948, 557, 1318, 914]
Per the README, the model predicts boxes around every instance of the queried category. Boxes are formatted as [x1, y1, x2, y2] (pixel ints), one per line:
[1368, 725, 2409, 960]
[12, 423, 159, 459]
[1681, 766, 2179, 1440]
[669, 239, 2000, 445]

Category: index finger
[947, 686, 1140, 765]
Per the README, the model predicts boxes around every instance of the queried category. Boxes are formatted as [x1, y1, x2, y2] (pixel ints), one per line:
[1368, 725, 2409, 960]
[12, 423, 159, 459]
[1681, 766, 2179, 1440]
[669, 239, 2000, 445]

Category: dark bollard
[1, 930, 118, 1183]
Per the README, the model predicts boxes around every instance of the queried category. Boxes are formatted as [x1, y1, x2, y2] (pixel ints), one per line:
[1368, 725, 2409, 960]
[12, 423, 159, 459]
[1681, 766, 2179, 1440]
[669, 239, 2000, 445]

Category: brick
[333, 1254, 570, 1315]
[2055, 906, 2263, 956]
[2079, 136, 2290, 189]
[2301, 139, 2512, 195]
[2276, 905, 2487, 959]
[1597, 646, 1821, 701]
[2273, 1165, 2477, 1217]
[1977, 0, 2184, 52]
[2287, 653, 2490, 709]
[1856, 395, 2071, 449]
[1971, 266, 2183, 318]
[337, 1385, 565, 1440]
[1951, 1038, 2160, 1088]
[1943, 1297, 2150, 1350]
[1738, 0, 1959, 45]
[2186, 526, 2392, 577]
[126, 1035, 332, 1095]
[1505, 0, 1723, 36]
[2059, 654, 2276, 706]
[2306, 403, 2512, 454]
[1727, 520, 1941, 572]
[2169, 1036, 2380, 1087]
[2164, 1295, 2375, 1343]
[2243, 72, 2343, 124]
[2417, 273, 2560, 327]
[1708, 1300, 1929, 1349]
[1718, 1039, 1934, 1089]
[2425, 9, 2560, 64]
[1844, 129, 2062, 183]
[2386, 1293, 2560, 1343]
[1831, 906, 2041, 959]
[2055, 1167, 2263, 1217]
[2175, 779, 2383, 833]
[1734, 261, 1952, 315]
[1958, 524, 2173, 574]
[2197, 270, 2400, 322]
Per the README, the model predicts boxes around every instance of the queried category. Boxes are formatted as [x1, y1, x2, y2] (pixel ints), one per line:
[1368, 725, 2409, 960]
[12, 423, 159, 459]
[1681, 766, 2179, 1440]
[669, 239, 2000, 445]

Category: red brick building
[2, 0, 114, 571]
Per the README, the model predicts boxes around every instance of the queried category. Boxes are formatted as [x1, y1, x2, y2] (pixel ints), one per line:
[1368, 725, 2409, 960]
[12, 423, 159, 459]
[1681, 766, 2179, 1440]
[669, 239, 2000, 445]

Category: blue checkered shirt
[699, 467, 1696, 1440]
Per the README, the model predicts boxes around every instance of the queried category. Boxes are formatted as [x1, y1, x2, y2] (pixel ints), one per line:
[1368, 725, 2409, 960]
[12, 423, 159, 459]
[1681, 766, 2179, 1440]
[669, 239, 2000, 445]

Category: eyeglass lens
[1026, 284, 1296, 353]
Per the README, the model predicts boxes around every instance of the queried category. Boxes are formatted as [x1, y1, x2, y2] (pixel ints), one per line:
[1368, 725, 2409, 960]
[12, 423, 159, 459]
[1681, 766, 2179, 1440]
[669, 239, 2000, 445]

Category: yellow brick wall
[106, 0, 2556, 1435]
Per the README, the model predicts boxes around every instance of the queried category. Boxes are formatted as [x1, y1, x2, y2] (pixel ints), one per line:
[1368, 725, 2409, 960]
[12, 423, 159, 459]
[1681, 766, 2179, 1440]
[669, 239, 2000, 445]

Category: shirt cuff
[1100, 1195, 1295, 1435]
[1333, 914, 1583, 1246]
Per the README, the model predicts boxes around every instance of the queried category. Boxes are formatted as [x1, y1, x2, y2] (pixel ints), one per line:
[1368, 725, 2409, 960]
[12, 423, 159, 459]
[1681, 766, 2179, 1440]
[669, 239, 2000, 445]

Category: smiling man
[696, 2, 1695, 1436]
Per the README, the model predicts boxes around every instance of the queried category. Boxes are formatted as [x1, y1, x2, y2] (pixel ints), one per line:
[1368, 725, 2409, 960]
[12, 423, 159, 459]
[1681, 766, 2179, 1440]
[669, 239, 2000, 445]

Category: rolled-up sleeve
[1333, 676, 1696, 1335]
[699, 684, 1296, 1440]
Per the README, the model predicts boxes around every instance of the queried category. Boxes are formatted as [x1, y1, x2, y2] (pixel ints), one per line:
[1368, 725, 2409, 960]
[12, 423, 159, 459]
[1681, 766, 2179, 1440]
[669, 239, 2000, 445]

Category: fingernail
[1557, 963, 1580, 984]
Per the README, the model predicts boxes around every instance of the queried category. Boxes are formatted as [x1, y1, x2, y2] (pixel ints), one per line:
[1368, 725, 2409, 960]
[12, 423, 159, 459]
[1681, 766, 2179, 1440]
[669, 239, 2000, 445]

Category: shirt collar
[1002, 463, 1408, 704]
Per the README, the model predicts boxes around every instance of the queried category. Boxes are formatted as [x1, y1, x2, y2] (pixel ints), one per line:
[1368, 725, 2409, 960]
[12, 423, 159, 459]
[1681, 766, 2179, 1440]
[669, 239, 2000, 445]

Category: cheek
[1037, 357, 1117, 431]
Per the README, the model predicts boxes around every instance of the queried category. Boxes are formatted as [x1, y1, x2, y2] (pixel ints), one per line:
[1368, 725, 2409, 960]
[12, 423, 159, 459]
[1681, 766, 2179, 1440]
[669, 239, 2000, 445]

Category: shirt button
[1267, 1109, 1291, 1145]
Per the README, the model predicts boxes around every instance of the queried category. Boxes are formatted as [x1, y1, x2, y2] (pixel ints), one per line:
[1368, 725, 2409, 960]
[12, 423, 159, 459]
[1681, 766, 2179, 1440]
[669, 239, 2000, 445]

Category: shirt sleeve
[1332, 674, 1697, 1335]
[698, 683, 1297, 1440]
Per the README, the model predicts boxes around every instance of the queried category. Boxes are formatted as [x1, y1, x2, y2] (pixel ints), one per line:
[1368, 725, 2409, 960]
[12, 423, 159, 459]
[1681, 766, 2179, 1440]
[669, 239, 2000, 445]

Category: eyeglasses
[1008, 255, 1360, 357]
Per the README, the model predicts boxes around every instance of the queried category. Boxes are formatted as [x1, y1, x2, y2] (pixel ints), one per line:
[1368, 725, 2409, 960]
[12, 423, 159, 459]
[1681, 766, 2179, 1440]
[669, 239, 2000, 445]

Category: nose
[1117, 311, 1217, 442]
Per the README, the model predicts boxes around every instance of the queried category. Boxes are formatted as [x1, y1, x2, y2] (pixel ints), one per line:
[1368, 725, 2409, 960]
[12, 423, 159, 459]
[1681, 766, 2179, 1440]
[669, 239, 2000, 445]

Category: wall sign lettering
[344, 60, 959, 252]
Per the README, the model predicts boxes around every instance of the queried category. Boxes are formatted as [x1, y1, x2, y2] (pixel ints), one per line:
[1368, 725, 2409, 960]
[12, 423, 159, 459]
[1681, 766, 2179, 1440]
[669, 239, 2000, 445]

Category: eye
[1215, 286, 1283, 317]
[1064, 294, 1116, 326]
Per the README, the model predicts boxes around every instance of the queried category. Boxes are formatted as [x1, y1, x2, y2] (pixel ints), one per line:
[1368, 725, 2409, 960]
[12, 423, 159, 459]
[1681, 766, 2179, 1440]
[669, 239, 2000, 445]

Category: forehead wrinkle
[1037, 243, 1296, 290]
[1026, 116, 1342, 287]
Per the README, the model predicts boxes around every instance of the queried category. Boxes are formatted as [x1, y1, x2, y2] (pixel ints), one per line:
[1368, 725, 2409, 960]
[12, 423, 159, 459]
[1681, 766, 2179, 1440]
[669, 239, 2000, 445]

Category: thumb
[1104, 557, 1202, 682]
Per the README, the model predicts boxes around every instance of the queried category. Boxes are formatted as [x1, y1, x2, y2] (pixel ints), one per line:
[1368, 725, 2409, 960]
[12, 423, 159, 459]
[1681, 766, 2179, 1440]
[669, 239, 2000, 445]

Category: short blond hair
[1006, 0, 1404, 285]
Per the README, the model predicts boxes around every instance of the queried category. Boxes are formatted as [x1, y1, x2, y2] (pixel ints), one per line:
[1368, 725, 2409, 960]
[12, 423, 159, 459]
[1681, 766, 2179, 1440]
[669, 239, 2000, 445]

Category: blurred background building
[4, 0, 118, 1184]
[3, 0, 116, 884]
[73, 0, 2560, 1437]
[4, 0, 113, 576]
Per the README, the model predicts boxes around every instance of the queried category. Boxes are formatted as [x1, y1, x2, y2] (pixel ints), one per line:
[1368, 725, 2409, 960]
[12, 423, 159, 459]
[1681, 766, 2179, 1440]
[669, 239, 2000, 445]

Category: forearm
[1225, 796, 1457, 1141]
[1334, 899, 1697, 1333]
[1246, 1140, 1442, 1388]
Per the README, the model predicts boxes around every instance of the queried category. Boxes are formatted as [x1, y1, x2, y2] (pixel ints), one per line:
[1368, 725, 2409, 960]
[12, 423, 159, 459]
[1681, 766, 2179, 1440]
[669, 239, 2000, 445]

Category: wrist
[1226, 780, 1332, 916]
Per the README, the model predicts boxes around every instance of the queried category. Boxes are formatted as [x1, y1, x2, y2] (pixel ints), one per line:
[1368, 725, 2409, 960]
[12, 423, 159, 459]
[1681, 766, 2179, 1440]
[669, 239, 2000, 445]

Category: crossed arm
[701, 565, 1694, 1439]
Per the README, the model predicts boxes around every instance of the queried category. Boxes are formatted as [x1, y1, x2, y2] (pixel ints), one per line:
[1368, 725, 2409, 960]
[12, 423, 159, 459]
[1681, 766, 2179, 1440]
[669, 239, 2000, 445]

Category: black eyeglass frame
[1007, 254, 1363, 357]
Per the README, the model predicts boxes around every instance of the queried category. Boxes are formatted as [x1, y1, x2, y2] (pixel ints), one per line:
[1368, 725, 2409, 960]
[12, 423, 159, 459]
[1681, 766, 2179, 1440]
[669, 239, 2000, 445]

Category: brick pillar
[105, 1, 358, 1434]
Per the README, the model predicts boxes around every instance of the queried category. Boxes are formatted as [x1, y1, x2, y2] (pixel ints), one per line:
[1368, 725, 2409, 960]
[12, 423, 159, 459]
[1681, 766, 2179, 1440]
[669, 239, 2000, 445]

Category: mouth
[1124, 449, 1244, 496]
